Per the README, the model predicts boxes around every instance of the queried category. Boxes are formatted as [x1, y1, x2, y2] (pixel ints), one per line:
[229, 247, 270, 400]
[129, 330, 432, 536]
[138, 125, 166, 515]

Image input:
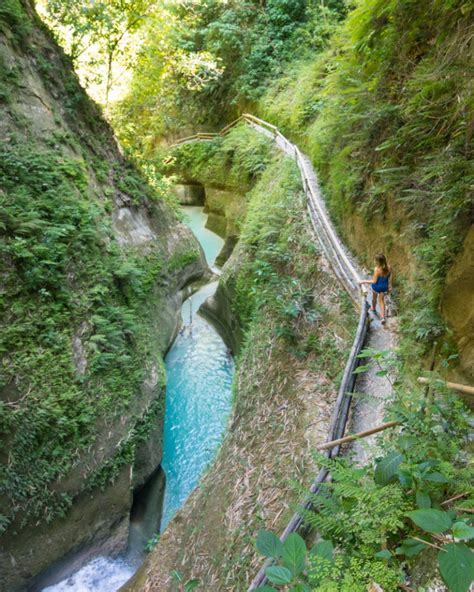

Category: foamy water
[42, 557, 134, 592]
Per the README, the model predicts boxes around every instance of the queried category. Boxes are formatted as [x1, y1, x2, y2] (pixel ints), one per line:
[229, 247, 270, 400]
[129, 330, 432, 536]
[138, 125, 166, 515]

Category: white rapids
[42, 557, 135, 592]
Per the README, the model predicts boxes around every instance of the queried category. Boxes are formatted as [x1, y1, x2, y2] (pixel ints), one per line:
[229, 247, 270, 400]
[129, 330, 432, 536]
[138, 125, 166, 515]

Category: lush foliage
[6, 1, 472, 588]
[38, 0, 153, 106]
[108, 0, 347, 157]
[260, 0, 473, 354]
[0, 2, 199, 534]
[0, 140, 174, 531]
[42, 0, 473, 359]
[166, 124, 274, 192]
[155, 127, 355, 589]
[0, 0, 31, 43]
[254, 381, 473, 591]
[220, 144, 355, 376]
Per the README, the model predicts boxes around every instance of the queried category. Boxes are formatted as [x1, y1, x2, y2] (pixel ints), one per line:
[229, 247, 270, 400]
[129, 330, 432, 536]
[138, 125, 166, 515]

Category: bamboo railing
[169, 114, 375, 590]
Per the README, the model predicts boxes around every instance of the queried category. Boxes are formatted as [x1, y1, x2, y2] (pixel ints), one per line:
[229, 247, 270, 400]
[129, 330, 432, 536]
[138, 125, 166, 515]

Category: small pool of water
[42, 206, 233, 592]
[182, 206, 224, 268]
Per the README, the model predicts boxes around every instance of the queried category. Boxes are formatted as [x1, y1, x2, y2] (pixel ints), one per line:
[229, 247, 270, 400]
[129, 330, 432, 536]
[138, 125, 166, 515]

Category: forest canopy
[38, 0, 348, 152]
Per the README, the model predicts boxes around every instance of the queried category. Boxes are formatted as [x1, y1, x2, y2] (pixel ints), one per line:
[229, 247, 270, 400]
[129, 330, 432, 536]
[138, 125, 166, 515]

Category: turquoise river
[43, 206, 234, 592]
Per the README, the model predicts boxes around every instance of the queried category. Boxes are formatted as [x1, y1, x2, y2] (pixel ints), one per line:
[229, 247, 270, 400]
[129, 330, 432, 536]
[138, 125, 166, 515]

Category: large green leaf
[256, 529, 284, 558]
[374, 451, 404, 486]
[416, 491, 431, 509]
[452, 522, 474, 541]
[282, 533, 307, 575]
[438, 543, 474, 592]
[255, 587, 278, 592]
[265, 566, 293, 585]
[407, 509, 453, 533]
[395, 538, 427, 557]
[424, 472, 450, 483]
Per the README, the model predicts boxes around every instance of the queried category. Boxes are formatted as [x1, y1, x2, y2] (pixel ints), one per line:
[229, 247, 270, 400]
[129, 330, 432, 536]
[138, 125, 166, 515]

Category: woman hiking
[359, 253, 392, 324]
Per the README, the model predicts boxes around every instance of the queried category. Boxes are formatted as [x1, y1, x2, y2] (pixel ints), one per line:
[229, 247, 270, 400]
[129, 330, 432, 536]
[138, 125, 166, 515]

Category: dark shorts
[372, 285, 388, 294]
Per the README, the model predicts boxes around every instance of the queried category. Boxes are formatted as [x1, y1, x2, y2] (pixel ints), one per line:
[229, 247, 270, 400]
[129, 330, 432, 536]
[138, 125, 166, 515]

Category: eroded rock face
[199, 280, 242, 355]
[113, 207, 159, 246]
[12, 466, 132, 592]
[172, 183, 205, 205]
[0, 3, 208, 589]
[441, 225, 474, 381]
[203, 187, 246, 265]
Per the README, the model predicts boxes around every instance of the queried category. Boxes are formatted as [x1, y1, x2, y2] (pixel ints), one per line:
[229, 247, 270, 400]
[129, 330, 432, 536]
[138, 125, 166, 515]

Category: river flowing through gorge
[42, 206, 234, 592]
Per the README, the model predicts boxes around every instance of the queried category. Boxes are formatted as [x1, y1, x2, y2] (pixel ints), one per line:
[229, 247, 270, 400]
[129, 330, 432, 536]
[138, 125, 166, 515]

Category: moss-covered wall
[258, 0, 473, 380]
[166, 125, 274, 267]
[0, 1, 207, 588]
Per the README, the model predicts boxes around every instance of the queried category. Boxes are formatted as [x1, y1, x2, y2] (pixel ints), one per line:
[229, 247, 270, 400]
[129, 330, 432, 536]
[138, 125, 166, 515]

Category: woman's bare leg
[378, 292, 385, 319]
[371, 291, 377, 311]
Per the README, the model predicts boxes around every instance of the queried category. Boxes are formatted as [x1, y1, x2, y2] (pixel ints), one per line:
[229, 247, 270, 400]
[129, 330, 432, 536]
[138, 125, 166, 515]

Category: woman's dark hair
[375, 253, 389, 275]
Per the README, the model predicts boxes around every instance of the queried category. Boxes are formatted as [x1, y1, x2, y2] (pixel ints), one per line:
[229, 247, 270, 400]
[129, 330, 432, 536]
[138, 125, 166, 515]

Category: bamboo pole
[316, 421, 399, 451]
[417, 377, 474, 396]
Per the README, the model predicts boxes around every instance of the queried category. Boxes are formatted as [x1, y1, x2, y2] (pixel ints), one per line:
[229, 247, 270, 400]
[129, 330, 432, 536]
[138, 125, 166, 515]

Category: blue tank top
[374, 273, 389, 291]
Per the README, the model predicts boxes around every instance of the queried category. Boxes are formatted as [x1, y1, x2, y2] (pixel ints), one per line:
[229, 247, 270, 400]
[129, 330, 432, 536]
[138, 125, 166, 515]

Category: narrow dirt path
[245, 117, 398, 463]
[350, 313, 398, 464]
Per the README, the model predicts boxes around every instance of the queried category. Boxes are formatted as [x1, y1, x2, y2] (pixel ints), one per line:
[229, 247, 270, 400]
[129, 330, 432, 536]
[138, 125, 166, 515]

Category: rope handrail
[168, 114, 375, 590]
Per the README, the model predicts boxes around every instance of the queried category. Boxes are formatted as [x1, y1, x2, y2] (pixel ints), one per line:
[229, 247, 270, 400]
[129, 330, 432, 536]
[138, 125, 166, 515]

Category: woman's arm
[359, 268, 379, 285]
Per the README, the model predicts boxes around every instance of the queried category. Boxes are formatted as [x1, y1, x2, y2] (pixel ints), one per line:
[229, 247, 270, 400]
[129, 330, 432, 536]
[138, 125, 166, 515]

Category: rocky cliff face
[441, 226, 474, 382]
[0, 2, 207, 589]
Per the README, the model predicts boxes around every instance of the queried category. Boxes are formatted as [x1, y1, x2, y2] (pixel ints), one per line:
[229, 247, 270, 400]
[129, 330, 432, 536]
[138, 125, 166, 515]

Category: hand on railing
[359, 282, 368, 296]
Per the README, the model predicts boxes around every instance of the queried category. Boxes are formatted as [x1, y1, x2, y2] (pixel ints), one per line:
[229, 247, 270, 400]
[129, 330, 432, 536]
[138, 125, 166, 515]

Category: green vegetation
[107, 0, 347, 157]
[45, 0, 472, 367]
[85, 394, 165, 492]
[0, 0, 31, 43]
[39, 0, 153, 106]
[259, 0, 473, 357]
[228, 156, 322, 338]
[254, 378, 473, 591]
[135, 129, 355, 588]
[4, 0, 473, 588]
[0, 1, 200, 538]
[168, 249, 200, 273]
[178, 126, 355, 364]
[167, 124, 273, 192]
[0, 141, 171, 531]
[145, 533, 160, 553]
